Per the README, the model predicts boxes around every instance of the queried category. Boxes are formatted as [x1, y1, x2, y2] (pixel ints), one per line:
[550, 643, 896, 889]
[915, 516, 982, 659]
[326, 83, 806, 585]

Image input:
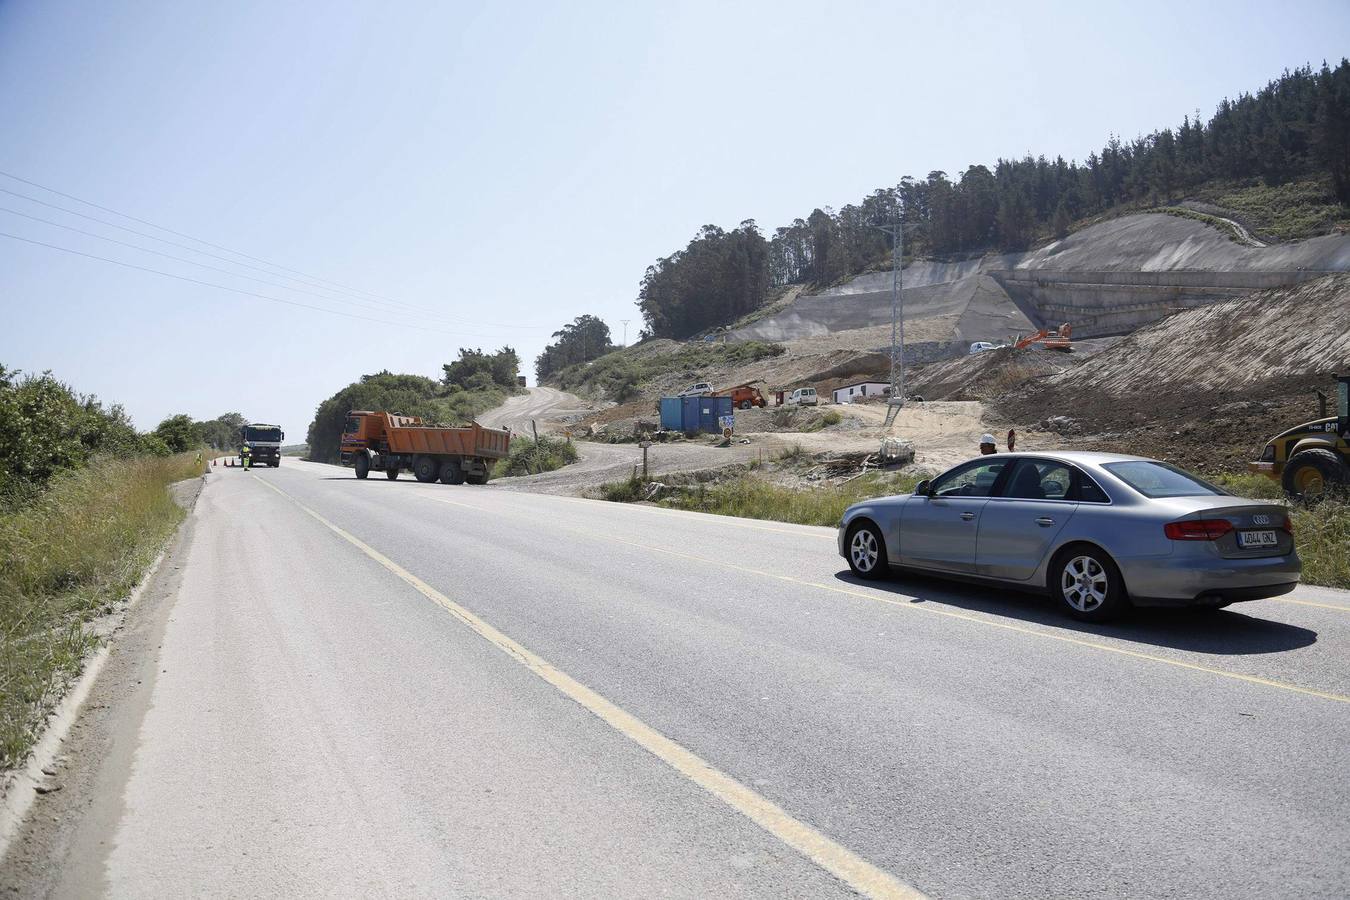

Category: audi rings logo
[1252, 514, 1271, 526]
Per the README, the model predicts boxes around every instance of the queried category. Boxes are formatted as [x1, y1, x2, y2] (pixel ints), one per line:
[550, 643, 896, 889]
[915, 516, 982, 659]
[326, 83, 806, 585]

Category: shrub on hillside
[493, 435, 579, 478]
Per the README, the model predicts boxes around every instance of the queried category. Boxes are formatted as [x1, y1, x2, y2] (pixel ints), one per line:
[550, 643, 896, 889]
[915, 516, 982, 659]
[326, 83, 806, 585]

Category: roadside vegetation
[493, 435, 579, 478]
[306, 347, 524, 463]
[1, 365, 208, 769]
[600, 468, 923, 528]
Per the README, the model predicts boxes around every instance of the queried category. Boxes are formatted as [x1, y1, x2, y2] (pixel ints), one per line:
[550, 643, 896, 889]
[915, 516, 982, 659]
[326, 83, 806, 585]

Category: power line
[0, 173, 546, 330]
[0, 229, 517, 340]
[0, 168, 411, 305]
[0, 204, 499, 328]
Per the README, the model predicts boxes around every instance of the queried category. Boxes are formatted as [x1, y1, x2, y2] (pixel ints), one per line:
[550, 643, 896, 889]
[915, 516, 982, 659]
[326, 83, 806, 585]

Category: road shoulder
[0, 476, 207, 897]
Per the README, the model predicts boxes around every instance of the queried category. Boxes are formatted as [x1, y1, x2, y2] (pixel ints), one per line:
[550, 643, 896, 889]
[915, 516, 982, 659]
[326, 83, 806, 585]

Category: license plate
[1239, 530, 1278, 548]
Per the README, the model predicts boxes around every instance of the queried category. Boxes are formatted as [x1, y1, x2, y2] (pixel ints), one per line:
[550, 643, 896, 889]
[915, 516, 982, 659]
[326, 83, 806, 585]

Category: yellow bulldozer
[1250, 374, 1350, 496]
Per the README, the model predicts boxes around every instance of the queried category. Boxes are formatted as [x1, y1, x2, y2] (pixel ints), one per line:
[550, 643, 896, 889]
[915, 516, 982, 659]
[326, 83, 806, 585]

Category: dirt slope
[995, 275, 1350, 471]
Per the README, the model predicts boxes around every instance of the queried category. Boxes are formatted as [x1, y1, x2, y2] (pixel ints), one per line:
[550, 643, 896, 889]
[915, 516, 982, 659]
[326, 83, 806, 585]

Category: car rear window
[1102, 461, 1227, 498]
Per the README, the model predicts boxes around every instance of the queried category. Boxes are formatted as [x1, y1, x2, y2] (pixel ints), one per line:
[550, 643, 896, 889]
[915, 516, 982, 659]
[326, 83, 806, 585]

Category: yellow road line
[254, 478, 925, 900]
[1274, 596, 1350, 613]
[416, 492, 1350, 706]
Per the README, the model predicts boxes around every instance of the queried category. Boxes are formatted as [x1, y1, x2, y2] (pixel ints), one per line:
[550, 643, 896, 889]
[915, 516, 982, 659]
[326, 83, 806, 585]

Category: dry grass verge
[0, 452, 203, 769]
[600, 470, 923, 528]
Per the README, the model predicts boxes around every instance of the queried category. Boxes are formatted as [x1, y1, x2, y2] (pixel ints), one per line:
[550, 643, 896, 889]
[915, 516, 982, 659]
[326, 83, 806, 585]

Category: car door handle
[960, 512, 976, 520]
[1035, 516, 1055, 526]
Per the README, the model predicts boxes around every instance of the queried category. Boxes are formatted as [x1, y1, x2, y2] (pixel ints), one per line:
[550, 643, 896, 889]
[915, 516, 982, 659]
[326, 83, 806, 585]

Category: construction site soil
[993, 275, 1350, 472]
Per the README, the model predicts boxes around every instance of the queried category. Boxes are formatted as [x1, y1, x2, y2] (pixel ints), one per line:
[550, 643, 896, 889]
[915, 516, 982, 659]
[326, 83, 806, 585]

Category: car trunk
[1168, 501, 1294, 559]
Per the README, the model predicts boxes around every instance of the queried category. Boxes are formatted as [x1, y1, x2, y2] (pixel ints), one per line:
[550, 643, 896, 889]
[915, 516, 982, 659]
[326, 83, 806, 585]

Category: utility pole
[874, 220, 907, 428]
[620, 319, 630, 346]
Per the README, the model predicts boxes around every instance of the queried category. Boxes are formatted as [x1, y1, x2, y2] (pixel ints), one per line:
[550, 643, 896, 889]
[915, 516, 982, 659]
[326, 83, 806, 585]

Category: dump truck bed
[384, 421, 511, 459]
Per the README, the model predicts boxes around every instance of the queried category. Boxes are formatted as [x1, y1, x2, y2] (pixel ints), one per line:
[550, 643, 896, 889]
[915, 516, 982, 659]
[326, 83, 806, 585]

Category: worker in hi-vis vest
[241, 445, 252, 470]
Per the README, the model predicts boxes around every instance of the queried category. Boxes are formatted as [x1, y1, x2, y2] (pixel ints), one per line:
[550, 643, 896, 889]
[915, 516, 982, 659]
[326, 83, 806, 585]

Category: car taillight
[1164, 519, 1235, 541]
[1280, 515, 1294, 535]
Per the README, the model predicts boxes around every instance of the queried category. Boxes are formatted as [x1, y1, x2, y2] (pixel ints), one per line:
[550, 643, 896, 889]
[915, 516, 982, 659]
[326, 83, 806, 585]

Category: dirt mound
[908, 347, 1078, 401]
[995, 275, 1350, 471]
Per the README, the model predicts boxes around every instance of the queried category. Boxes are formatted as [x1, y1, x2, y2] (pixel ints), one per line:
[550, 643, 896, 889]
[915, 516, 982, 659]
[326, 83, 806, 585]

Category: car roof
[978, 450, 1155, 466]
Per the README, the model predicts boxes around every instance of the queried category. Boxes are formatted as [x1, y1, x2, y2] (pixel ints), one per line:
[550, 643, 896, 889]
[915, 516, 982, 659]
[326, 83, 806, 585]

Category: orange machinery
[715, 382, 768, 410]
[1014, 322, 1073, 352]
[340, 411, 511, 485]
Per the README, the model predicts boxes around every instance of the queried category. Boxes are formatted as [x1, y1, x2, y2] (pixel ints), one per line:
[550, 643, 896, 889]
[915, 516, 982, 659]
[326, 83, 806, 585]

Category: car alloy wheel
[850, 528, 879, 573]
[1061, 555, 1108, 613]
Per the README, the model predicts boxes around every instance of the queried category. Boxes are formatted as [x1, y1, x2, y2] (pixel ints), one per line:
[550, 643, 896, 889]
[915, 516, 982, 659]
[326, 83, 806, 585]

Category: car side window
[1074, 470, 1111, 503]
[1002, 459, 1073, 499]
[932, 459, 1008, 498]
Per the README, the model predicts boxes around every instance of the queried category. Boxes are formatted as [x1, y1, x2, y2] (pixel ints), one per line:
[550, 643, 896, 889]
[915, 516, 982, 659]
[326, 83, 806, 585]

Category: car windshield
[1103, 461, 1227, 498]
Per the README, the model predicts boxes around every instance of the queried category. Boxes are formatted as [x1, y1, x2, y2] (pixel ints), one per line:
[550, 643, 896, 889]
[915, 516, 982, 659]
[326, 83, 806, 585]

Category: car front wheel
[1050, 545, 1127, 621]
[846, 521, 889, 580]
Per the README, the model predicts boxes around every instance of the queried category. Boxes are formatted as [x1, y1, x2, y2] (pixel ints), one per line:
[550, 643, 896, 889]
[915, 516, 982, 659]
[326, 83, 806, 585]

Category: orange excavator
[1014, 322, 1073, 352]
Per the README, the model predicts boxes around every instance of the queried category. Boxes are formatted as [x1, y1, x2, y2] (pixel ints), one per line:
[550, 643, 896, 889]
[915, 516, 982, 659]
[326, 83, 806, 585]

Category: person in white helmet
[979, 433, 997, 455]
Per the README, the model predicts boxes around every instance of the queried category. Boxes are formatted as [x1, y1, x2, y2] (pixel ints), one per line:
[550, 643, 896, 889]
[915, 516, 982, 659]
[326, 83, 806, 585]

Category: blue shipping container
[660, 395, 733, 433]
[659, 397, 683, 431]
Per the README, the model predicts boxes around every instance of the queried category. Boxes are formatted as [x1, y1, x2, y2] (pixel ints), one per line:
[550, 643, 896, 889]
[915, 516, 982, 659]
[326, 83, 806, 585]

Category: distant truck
[340, 411, 511, 485]
[240, 423, 284, 467]
[715, 383, 767, 410]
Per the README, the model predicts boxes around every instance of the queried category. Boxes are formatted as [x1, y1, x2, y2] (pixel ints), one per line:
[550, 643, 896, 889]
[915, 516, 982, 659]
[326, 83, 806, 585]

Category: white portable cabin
[831, 381, 890, 404]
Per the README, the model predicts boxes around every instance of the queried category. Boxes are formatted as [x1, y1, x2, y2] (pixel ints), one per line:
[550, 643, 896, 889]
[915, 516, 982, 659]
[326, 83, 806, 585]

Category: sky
[1, 0, 1348, 440]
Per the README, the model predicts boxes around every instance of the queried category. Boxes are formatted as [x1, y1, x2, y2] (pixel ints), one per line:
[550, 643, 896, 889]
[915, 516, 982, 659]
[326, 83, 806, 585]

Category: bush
[494, 435, 579, 478]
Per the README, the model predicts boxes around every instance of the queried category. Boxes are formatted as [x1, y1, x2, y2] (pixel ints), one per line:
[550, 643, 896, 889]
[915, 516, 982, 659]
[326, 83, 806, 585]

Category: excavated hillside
[730, 212, 1350, 352]
[995, 275, 1350, 471]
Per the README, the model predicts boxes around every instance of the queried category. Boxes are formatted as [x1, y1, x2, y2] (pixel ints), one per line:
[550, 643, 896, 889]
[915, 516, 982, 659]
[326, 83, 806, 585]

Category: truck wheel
[413, 455, 439, 483]
[1282, 448, 1349, 497]
[439, 459, 466, 485]
[354, 455, 370, 479]
[466, 472, 489, 485]
[739, 400, 751, 410]
[385, 467, 399, 480]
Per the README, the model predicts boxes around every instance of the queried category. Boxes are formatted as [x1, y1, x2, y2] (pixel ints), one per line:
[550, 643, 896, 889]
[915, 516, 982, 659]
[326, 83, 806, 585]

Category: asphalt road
[16, 460, 1350, 898]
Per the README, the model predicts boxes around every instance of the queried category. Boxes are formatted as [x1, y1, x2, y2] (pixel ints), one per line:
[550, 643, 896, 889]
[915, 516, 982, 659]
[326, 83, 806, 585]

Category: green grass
[1191, 179, 1349, 242]
[601, 469, 923, 528]
[1211, 473, 1349, 589]
[493, 435, 580, 478]
[0, 451, 204, 769]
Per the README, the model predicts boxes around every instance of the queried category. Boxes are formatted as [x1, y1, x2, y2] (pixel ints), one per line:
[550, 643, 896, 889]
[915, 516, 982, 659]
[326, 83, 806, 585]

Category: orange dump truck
[340, 411, 511, 485]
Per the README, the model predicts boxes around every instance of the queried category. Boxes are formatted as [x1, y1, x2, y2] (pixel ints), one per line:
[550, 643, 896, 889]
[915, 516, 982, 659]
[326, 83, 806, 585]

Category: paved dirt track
[7, 460, 1349, 898]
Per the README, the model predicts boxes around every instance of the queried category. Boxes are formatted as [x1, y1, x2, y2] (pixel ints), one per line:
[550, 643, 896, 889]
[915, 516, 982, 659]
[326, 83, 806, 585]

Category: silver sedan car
[839, 451, 1301, 621]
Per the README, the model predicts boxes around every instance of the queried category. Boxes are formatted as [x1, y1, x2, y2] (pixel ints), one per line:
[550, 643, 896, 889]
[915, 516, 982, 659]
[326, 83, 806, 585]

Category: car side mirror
[914, 479, 932, 497]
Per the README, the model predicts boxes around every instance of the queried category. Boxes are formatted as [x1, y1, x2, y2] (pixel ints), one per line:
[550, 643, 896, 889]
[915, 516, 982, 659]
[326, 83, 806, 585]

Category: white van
[787, 387, 818, 406]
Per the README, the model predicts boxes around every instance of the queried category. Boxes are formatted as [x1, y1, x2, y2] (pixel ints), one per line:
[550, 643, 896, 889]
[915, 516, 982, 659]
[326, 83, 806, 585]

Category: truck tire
[1282, 448, 1349, 497]
[439, 459, 465, 485]
[413, 455, 439, 483]
[466, 472, 489, 485]
[354, 455, 370, 479]
[739, 400, 751, 410]
[385, 467, 399, 480]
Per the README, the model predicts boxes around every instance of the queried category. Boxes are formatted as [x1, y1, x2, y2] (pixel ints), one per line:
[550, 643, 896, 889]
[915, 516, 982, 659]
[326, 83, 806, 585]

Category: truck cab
[240, 423, 284, 468]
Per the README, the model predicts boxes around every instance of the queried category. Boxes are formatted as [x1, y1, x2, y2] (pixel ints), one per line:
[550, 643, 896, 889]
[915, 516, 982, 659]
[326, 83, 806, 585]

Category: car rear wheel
[846, 521, 889, 580]
[1050, 545, 1127, 621]
[354, 455, 369, 479]
[413, 455, 439, 483]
